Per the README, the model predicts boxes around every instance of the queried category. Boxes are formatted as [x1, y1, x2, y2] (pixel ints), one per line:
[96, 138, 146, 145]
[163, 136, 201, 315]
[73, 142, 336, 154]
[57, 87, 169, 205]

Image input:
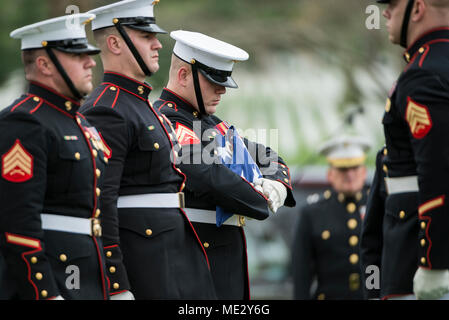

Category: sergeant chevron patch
[175, 123, 200, 145]
[2, 139, 34, 183]
[405, 97, 432, 139]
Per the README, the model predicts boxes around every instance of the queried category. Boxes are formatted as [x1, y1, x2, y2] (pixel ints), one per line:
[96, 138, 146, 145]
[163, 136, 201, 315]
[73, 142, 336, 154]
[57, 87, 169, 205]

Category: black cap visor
[127, 23, 167, 34]
[199, 69, 238, 88]
[56, 43, 101, 55]
[44, 38, 100, 55]
[117, 16, 167, 34]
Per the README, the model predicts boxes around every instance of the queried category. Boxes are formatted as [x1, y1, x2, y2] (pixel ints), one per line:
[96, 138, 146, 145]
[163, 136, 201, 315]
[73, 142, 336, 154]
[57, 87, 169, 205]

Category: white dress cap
[89, 0, 165, 33]
[10, 13, 96, 51]
[171, 30, 249, 72]
[318, 135, 371, 168]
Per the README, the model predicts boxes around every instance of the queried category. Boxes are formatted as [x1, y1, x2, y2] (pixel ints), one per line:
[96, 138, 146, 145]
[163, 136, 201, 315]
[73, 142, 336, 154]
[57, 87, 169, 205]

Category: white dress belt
[384, 176, 419, 195]
[117, 192, 185, 208]
[183, 208, 246, 227]
[40, 213, 102, 237]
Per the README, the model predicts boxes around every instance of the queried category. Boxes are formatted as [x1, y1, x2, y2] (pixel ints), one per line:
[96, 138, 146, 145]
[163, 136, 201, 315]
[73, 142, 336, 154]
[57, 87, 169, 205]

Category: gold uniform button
[324, 190, 331, 199]
[110, 86, 117, 91]
[284, 178, 289, 183]
[33, 96, 40, 102]
[154, 142, 160, 150]
[383, 148, 388, 156]
[148, 125, 155, 131]
[109, 266, 116, 274]
[349, 235, 359, 247]
[338, 193, 345, 203]
[347, 219, 358, 230]
[421, 257, 426, 265]
[35, 272, 43, 280]
[355, 192, 362, 201]
[75, 152, 81, 160]
[405, 52, 411, 62]
[419, 47, 425, 54]
[349, 273, 360, 291]
[420, 239, 426, 247]
[385, 98, 391, 112]
[106, 251, 112, 258]
[137, 86, 144, 94]
[203, 242, 210, 248]
[104, 157, 108, 164]
[421, 221, 426, 229]
[41, 290, 48, 298]
[65, 101, 72, 111]
[399, 210, 406, 219]
[95, 208, 101, 218]
[282, 170, 288, 175]
[145, 229, 153, 236]
[92, 149, 98, 158]
[96, 169, 101, 178]
[31, 257, 38, 264]
[346, 202, 356, 214]
[321, 230, 331, 240]
[193, 111, 199, 118]
[349, 254, 359, 265]
[113, 283, 120, 290]
[59, 254, 67, 262]
[317, 293, 325, 300]
[168, 103, 173, 108]
[96, 188, 101, 197]
[383, 165, 388, 173]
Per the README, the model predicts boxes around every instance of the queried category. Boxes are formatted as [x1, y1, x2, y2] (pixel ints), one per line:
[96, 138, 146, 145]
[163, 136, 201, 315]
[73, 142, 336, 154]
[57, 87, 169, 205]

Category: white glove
[413, 268, 449, 300]
[110, 290, 136, 300]
[254, 178, 287, 214]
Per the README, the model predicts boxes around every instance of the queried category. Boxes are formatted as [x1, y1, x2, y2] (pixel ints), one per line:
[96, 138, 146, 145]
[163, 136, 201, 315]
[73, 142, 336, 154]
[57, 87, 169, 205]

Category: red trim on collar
[163, 88, 195, 108]
[103, 71, 153, 90]
[43, 99, 75, 118]
[404, 27, 449, 53]
[102, 82, 145, 102]
[29, 81, 80, 106]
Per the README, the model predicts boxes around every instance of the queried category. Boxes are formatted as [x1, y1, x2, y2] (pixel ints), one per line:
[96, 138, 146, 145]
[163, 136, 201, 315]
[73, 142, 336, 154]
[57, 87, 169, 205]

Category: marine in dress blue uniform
[292, 136, 370, 300]
[80, 0, 216, 300]
[0, 14, 109, 300]
[361, 0, 449, 300]
[156, 30, 296, 299]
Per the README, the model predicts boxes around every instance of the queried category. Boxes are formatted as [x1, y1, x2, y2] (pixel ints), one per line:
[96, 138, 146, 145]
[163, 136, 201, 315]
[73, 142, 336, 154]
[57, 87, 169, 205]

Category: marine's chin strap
[44, 47, 83, 100]
[190, 59, 207, 116]
[400, 0, 415, 48]
[113, 19, 152, 77]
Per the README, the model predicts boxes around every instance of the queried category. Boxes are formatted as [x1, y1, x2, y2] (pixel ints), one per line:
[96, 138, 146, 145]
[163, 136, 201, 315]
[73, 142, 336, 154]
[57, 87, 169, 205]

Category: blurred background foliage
[0, 0, 405, 166]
